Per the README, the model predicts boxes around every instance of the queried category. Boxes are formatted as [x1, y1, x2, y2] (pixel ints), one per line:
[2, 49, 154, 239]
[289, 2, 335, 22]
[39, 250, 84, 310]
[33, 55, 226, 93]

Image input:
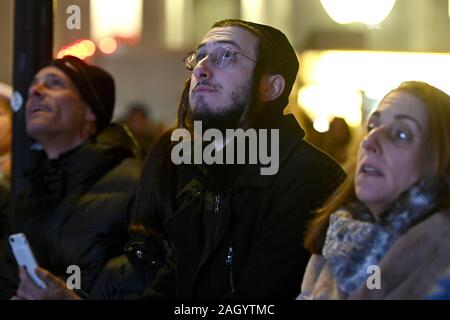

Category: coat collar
[29, 124, 137, 205]
[234, 112, 305, 188]
[181, 108, 306, 191]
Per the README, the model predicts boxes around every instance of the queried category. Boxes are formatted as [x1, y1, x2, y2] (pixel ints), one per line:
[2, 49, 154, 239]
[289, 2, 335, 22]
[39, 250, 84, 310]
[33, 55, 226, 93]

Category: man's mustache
[194, 80, 221, 91]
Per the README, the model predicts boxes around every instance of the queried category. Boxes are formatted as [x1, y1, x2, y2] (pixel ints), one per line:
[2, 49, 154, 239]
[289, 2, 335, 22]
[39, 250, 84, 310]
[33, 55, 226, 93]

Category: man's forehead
[32, 66, 77, 90]
[199, 26, 258, 50]
[35, 66, 67, 79]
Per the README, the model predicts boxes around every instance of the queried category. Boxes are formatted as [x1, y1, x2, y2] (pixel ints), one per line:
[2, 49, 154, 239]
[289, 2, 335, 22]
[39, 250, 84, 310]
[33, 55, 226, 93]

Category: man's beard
[189, 81, 254, 132]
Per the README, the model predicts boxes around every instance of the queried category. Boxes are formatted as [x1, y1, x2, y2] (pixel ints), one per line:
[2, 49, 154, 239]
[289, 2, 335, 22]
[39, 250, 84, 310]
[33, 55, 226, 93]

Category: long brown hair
[304, 81, 450, 254]
[128, 80, 192, 240]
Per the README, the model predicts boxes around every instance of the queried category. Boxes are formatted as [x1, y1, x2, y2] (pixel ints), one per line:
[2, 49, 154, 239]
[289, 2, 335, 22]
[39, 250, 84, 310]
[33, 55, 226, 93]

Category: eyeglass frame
[183, 46, 258, 72]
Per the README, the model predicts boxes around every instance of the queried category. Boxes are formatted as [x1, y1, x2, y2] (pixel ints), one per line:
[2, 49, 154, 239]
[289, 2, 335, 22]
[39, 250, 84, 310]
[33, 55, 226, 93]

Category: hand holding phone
[9, 233, 47, 289]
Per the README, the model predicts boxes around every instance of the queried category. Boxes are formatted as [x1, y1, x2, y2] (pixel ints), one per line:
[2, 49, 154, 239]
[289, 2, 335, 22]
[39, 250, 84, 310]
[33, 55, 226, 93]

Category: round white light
[313, 118, 330, 133]
[320, 0, 396, 26]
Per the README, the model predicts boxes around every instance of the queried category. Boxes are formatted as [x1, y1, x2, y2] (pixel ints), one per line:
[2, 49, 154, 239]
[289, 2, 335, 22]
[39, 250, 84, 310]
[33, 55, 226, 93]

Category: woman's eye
[393, 129, 411, 141]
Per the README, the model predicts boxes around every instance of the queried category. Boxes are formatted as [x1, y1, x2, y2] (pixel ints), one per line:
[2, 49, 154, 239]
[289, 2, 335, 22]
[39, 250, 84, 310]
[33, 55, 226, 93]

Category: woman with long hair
[299, 81, 450, 299]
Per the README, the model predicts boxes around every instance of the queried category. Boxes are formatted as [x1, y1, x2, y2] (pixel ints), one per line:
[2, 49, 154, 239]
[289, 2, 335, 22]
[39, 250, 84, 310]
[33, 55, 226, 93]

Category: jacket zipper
[226, 242, 236, 293]
[214, 194, 220, 214]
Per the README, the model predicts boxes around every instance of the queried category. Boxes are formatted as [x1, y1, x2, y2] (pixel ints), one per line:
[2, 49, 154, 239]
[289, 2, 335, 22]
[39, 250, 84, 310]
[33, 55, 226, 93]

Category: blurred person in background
[121, 102, 157, 157]
[321, 117, 352, 166]
[0, 56, 141, 299]
[294, 111, 353, 167]
[298, 81, 450, 300]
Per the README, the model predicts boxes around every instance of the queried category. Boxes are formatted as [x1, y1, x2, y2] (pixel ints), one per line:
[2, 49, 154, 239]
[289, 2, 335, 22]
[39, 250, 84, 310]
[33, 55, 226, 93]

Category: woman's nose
[362, 129, 382, 155]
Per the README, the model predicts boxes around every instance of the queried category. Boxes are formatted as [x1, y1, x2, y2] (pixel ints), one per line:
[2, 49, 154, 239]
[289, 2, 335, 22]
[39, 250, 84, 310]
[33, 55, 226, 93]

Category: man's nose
[193, 57, 213, 80]
[28, 82, 45, 99]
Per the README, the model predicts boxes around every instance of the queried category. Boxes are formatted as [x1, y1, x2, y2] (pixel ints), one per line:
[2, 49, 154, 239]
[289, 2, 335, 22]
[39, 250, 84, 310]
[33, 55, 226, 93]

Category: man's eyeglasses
[183, 46, 257, 71]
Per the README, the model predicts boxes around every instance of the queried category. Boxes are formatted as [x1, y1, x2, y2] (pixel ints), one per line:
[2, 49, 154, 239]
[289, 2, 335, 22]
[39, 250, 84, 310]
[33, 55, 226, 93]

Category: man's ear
[258, 74, 285, 102]
[85, 108, 97, 123]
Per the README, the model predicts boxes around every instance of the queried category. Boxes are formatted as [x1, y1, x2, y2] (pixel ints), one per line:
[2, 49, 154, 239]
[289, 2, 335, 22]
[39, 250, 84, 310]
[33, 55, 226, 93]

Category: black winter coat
[144, 112, 345, 300]
[0, 183, 9, 241]
[88, 236, 165, 300]
[0, 124, 142, 299]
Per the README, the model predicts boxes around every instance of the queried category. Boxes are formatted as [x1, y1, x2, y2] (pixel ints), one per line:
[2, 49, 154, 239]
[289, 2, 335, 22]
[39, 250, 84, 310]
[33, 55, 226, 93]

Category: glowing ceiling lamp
[320, 0, 396, 26]
[90, 0, 143, 43]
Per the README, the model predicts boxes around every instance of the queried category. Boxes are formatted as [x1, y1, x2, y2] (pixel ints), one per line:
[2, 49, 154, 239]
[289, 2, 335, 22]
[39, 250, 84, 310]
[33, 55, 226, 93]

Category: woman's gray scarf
[322, 179, 446, 295]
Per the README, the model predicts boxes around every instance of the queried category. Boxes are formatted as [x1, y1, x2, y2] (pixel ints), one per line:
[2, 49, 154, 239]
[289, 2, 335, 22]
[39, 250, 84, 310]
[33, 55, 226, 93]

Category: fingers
[36, 267, 70, 291]
[35, 267, 79, 300]
[18, 266, 28, 282]
[16, 267, 43, 300]
[36, 266, 60, 288]
[16, 266, 82, 300]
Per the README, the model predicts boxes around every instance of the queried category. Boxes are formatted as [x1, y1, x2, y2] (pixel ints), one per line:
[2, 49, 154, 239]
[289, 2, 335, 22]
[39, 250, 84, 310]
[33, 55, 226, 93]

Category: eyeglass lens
[187, 47, 235, 70]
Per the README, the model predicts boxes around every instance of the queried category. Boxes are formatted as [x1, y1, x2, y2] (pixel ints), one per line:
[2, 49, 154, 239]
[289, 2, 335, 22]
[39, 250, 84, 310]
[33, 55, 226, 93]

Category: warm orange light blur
[98, 37, 118, 54]
[56, 39, 97, 60]
[80, 40, 96, 56]
[56, 48, 67, 59]
[72, 43, 88, 58]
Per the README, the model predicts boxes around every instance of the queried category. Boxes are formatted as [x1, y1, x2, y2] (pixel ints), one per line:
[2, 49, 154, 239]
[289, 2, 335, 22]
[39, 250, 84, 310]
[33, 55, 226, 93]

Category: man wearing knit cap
[131, 19, 345, 300]
[0, 56, 142, 299]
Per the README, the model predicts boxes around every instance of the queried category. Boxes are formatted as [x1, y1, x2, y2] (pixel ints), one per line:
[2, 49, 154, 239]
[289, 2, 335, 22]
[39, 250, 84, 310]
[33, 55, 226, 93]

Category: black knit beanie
[212, 20, 299, 100]
[50, 55, 115, 132]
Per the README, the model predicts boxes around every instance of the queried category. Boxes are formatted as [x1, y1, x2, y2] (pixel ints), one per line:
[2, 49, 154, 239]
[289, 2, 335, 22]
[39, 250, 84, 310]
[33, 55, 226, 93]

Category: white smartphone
[9, 233, 47, 289]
